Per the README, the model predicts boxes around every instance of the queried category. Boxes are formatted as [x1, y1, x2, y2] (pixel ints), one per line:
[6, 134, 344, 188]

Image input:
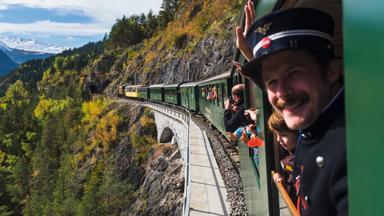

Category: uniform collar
[300, 87, 345, 141]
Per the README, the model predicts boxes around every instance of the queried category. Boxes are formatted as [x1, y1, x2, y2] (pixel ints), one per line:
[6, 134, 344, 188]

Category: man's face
[261, 50, 335, 130]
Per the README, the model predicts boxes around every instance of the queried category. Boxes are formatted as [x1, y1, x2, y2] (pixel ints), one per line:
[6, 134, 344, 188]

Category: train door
[343, 1, 384, 215]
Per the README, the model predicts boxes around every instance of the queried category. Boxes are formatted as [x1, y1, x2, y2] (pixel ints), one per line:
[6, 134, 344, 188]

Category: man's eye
[289, 71, 301, 79]
[267, 80, 277, 89]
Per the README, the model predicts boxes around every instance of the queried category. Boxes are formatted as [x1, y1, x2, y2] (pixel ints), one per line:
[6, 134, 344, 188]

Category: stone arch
[160, 127, 174, 143]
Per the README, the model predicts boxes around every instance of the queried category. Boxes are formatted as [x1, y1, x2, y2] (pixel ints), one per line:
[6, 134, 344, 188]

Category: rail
[271, 171, 299, 216]
[142, 101, 192, 216]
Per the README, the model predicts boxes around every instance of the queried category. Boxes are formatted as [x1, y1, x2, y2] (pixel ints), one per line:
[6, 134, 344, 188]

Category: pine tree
[78, 162, 105, 216]
[158, 0, 179, 29]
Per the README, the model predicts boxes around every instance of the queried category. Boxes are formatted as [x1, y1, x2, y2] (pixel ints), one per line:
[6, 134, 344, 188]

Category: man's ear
[327, 59, 343, 84]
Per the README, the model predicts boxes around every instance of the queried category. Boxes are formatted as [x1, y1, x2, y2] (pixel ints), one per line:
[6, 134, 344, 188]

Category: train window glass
[220, 83, 224, 108]
[202, 87, 206, 99]
[215, 84, 219, 105]
[207, 85, 211, 103]
[217, 84, 222, 106]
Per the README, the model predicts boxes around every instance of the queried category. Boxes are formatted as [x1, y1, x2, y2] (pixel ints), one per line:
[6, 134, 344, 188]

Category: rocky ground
[127, 142, 184, 216]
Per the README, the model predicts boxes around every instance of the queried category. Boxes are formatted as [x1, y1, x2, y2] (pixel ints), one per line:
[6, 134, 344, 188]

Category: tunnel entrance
[89, 84, 98, 94]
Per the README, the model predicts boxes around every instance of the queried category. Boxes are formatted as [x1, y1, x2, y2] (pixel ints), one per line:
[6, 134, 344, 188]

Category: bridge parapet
[143, 103, 192, 216]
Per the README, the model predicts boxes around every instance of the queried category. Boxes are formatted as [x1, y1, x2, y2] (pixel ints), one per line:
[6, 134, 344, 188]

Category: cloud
[0, 1, 162, 47]
[0, 20, 109, 36]
[0, 0, 162, 25]
[66, 36, 77, 40]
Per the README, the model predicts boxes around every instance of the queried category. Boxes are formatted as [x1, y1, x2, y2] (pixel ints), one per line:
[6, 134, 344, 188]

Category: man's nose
[275, 81, 291, 99]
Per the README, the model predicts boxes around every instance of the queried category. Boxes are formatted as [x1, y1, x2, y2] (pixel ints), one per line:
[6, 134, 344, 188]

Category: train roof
[149, 84, 166, 88]
[198, 71, 231, 85]
[124, 84, 143, 88]
[163, 82, 184, 88]
[180, 82, 199, 87]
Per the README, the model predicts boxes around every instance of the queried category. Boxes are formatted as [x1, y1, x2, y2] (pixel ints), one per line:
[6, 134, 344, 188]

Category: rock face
[111, 103, 184, 215]
[93, 14, 237, 96]
[127, 143, 184, 216]
[140, 31, 236, 85]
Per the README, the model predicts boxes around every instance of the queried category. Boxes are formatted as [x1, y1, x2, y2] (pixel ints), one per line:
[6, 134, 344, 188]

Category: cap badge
[260, 37, 272, 49]
[255, 22, 272, 35]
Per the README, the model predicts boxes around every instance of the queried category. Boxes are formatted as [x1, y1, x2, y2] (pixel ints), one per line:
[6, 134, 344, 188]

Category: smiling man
[240, 8, 347, 216]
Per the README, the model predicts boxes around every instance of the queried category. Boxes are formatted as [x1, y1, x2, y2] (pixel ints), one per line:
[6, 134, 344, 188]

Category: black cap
[242, 8, 335, 87]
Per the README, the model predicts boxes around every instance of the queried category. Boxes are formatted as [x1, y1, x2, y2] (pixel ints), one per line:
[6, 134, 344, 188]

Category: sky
[0, 0, 162, 49]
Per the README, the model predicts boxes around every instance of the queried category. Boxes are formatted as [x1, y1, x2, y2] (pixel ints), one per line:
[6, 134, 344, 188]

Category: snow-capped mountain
[0, 36, 68, 76]
[0, 40, 51, 64]
[0, 35, 67, 54]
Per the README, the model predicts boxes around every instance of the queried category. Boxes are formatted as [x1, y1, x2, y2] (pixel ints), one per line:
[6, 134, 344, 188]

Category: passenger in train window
[224, 84, 246, 133]
[211, 86, 217, 100]
[227, 109, 260, 142]
[268, 111, 298, 203]
[206, 86, 218, 101]
[237, 7, 347, 216]
[206, 87, 212, 101]
[227, 110, 263, 166]
[201, 88, 206, 98]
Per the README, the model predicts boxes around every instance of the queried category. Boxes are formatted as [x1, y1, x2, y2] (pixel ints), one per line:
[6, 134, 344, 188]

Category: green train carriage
[148, 84, 165, 102]
[163, 82, 184, 105]
[180, 82, 199, 111]
[197, 71, 232, 135]
[139, 86, 150, 100]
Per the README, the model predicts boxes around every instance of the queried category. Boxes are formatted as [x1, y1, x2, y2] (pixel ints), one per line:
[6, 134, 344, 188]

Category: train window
[214, 84, 219, 105]
[217, 84, 222, 106]
[220, 83, 225, 108]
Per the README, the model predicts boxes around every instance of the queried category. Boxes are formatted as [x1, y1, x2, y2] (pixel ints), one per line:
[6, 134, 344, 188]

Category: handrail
[183, 110, 191, 216]
[271, 171, 299, 216]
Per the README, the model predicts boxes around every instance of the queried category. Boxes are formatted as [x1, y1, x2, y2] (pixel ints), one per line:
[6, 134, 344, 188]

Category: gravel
[191, 114, 248, 216]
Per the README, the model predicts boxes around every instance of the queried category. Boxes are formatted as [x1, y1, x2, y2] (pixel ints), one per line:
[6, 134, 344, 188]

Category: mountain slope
[0, 49, 18, 76]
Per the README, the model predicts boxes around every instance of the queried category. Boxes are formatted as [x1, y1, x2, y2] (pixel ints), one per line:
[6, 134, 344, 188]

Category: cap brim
[241, 58, 264, 88]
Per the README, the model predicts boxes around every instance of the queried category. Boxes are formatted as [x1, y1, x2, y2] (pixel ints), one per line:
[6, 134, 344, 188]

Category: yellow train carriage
[124, 85, 142, 98]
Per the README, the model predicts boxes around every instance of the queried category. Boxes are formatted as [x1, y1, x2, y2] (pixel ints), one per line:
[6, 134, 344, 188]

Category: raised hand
[235, 0, 255, 61]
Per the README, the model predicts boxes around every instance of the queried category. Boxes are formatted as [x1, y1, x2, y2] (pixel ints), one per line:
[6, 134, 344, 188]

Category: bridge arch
[160, 127, 174, 143]
[151, 109, 189, 160]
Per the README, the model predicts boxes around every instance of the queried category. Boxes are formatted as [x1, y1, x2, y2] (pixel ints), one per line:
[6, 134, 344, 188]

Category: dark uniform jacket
[224, 103, 245, 133]
[294, 89, 348, 216]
